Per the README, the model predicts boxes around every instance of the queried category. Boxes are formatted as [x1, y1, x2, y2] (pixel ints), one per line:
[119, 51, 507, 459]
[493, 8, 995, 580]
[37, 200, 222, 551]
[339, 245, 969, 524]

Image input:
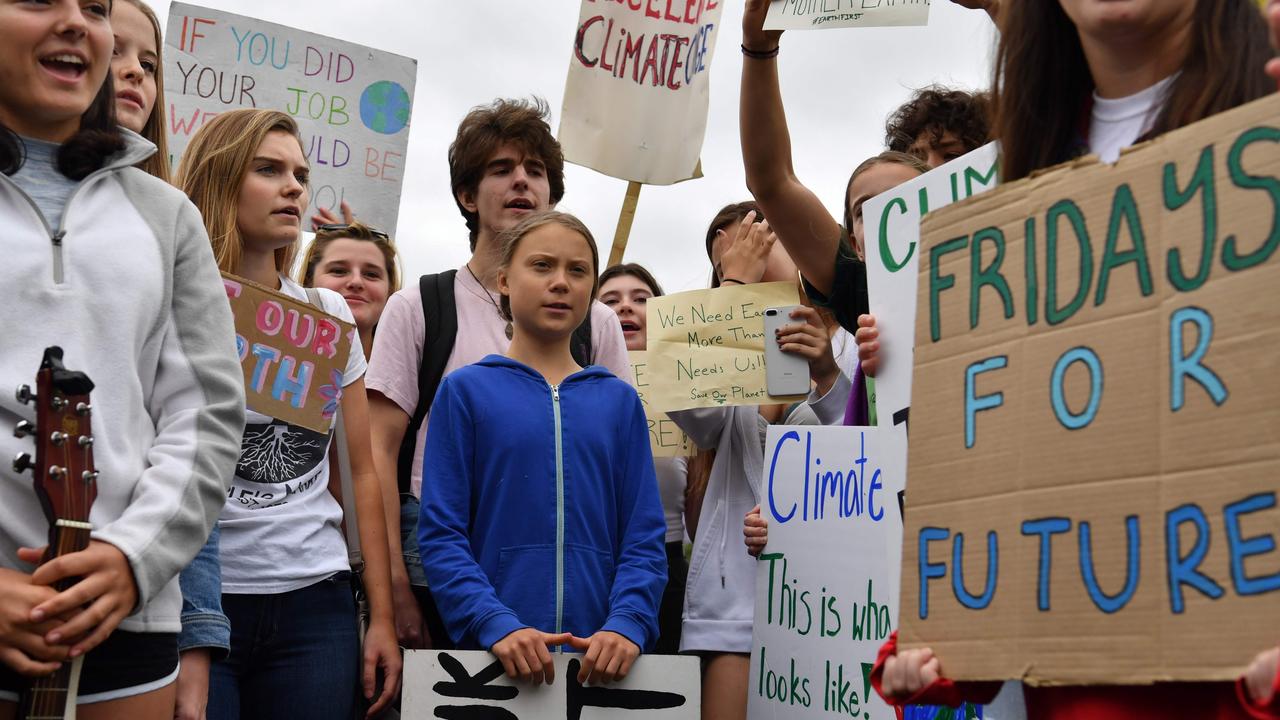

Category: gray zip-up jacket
[0, 131, 245, 633]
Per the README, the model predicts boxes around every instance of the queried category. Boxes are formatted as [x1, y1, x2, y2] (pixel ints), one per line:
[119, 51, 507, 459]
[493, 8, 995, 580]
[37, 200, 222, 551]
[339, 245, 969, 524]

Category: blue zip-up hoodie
[418, 355, 666, 652]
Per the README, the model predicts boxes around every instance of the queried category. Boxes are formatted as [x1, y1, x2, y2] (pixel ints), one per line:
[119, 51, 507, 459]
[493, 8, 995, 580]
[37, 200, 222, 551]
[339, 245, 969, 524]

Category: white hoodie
[669, 374, 850, 653]
[0, 131, 245, 633]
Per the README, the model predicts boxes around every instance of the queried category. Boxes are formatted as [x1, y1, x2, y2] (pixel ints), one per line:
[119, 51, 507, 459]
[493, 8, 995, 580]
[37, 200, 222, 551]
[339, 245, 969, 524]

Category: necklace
[464, 262, 503, 318]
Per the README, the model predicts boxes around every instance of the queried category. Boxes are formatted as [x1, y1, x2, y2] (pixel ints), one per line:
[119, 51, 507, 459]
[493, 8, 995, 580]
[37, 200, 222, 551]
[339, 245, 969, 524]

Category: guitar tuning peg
[13, 420, 34, 439]
[15, 385, 35, 406]
[78, 435, 94, 448]
[12, 453, 33, 474]
[75, 402, 91, 416]
[81, 470, 99, 484]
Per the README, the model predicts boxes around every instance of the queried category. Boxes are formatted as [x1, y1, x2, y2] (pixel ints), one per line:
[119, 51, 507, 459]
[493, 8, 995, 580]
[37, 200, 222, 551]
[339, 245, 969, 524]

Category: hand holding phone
[763, 306, 811, 396]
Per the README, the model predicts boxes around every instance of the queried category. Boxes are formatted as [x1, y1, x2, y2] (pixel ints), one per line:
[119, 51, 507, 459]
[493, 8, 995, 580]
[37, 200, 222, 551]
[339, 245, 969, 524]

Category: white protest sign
[764, 0, 929, 31]
[403, 649, 700, 719]
[164, 2, 416, 235]
[863, 143, 999, 436]
[559, 0, 723, 184]
[749, 425, 899, 720]
[749, 426, 1025, 720]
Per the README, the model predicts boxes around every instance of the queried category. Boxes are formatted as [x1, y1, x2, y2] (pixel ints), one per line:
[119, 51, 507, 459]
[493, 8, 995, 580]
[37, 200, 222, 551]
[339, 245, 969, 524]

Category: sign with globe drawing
[165, 3, 417, 236]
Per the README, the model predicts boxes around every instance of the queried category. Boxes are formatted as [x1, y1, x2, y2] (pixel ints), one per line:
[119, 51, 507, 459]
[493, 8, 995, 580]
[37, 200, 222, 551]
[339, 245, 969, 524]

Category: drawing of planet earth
[359, 80, 411, 135]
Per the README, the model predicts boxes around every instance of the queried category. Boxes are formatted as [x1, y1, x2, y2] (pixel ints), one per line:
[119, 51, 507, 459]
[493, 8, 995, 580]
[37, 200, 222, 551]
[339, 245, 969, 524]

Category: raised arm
[740, 0, 845, 296]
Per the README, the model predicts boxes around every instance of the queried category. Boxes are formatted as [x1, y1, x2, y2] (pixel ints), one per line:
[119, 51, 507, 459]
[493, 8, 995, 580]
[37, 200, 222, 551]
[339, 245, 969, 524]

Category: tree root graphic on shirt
[236, 421, 326, 483]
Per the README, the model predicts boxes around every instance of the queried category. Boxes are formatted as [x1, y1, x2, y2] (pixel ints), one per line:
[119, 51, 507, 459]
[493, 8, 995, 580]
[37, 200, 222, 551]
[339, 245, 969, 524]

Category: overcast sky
[151, 1, 996, 293]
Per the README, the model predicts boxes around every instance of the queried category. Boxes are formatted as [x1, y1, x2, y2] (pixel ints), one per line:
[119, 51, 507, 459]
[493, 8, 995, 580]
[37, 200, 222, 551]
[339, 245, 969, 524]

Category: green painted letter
[1095, 183, 1153, 306]
[930, 236, 970, 342]
[1045, 199, 1093, 326]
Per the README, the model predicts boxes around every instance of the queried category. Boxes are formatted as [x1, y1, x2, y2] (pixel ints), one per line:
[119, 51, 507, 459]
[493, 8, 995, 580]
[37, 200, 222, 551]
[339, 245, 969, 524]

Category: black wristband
[740, 44, 780, 60]
[720, 277, 747, 286]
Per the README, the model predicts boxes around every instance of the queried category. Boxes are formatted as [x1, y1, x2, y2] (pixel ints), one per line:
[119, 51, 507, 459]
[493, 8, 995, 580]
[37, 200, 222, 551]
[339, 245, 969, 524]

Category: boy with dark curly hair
[885, 85, 991, 169]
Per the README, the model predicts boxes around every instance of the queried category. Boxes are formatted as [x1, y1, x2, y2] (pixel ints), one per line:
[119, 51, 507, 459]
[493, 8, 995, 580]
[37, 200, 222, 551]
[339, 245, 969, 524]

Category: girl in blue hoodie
[418, 211, 667, 687]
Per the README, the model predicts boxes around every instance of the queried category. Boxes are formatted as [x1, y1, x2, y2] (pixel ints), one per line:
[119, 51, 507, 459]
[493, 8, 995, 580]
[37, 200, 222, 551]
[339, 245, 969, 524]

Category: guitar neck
[19, 668, 75, 720]
[14, 348, 99, 720]
[45, 521, 92, 592]
[19, 522, 93, 720]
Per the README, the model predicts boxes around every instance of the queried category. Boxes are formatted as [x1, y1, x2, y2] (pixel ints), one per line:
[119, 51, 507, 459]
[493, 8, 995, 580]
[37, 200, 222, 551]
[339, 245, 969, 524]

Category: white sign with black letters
[403, 650, 700, 719]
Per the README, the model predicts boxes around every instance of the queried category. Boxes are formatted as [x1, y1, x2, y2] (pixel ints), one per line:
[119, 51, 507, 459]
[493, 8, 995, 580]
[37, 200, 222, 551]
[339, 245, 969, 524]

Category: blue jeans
[402, 493, 456, 649]
[400, 493, 428, 587]
[208, 574, 358, 720]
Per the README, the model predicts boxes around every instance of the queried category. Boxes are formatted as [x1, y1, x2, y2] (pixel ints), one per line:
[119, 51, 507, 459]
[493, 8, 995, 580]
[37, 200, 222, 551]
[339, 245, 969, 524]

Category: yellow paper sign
[645, 282, 806, 412]
[630, 351, 696, 458]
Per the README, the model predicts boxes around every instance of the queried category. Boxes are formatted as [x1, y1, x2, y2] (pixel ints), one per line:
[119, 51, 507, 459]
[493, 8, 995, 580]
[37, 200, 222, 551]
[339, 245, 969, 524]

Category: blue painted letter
[1050, 347, 1104, 430]
[767, 430, 801, 524]
[1079, 516, 1141, 613]
[1022, 517, 1071, 611]
[1170, 307, 1228, 411]
[1223, 492, 1280, 596]
[1165, 503, 1225, 614]
[919, 527, 949, 619]
[965, 356, 1008, 449]
[271, 357, 314, 409]
[952, 531, 998, 610]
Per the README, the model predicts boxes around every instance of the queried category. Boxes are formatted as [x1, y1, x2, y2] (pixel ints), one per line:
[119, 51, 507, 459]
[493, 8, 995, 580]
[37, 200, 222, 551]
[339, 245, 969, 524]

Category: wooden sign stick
[608, 181, 643, 267]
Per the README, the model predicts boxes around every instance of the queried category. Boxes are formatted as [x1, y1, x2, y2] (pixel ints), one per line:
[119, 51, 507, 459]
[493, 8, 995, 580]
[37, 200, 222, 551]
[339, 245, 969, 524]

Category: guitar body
[11, 348, 97, 720]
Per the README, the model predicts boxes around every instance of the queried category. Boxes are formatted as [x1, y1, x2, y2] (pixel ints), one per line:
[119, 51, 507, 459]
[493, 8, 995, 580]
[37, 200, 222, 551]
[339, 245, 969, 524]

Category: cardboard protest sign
[864, 143, 1000, 436]
[558, 0, 723, 184]
[165, 3, 416, 235]
[222, 274, 354, 434]
[748, 425, 898, 720]
[631, 351, 697, 457]
[402, 649, 699, 719]
[900, 93, 1280, 685]
[646, 282, 806, 412]
[764, 0, 929, 31]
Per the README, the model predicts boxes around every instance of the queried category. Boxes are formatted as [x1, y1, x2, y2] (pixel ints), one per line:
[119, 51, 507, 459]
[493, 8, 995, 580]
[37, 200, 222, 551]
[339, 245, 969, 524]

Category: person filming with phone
[667, 201, 847, 720]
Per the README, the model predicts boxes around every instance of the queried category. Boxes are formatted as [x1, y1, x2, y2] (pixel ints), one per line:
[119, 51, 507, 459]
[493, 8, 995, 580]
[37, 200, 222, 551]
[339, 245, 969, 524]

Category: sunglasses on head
[316, 223, 391, 241]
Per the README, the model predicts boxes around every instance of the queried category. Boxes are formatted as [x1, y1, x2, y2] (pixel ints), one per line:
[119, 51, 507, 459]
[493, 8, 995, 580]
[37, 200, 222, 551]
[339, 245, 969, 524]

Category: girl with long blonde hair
[177, 108, 401, 719]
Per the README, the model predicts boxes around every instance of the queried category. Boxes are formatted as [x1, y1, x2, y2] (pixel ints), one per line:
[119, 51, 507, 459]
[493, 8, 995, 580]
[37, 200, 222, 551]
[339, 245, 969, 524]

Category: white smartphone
[763, 305, 811, 397]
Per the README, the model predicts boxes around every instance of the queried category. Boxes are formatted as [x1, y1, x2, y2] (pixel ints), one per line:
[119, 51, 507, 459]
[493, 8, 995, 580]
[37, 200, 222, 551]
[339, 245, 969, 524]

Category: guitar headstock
[12, 347, 98, 529]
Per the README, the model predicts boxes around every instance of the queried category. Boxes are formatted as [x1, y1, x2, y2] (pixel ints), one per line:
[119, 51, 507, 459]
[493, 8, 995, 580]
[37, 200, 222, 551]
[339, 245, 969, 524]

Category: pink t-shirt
[366, 265, 630, 497]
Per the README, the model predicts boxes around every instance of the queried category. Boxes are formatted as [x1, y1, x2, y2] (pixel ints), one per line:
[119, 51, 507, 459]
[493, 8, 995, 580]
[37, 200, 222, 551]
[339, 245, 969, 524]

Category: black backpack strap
[570, 305, 593, 368]
[396, 270, 459, 495]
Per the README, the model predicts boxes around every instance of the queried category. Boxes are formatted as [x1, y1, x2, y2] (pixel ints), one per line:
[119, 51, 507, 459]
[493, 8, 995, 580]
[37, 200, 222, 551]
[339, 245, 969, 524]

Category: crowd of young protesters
[0, 0, 1278, 719]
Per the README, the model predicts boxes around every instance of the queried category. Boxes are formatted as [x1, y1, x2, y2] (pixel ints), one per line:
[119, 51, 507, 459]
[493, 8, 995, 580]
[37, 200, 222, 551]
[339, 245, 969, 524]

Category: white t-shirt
[1089, 75, 1176, 164]
[219, 276, 366, 594]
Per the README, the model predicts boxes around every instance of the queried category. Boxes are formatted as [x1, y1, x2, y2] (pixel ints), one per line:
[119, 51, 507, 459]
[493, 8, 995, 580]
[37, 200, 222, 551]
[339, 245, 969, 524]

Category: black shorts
[0, 631, 179, 705]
